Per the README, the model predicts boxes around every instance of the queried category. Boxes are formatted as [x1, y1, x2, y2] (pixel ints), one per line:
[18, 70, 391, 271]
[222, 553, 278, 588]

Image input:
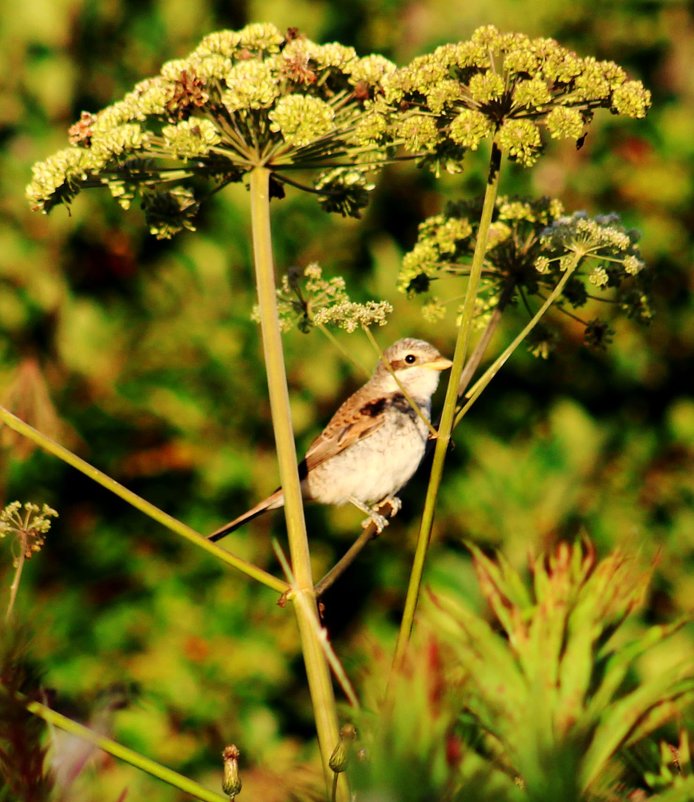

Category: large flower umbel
[26, 23, 395, 236]
[385, 25, 651, 172]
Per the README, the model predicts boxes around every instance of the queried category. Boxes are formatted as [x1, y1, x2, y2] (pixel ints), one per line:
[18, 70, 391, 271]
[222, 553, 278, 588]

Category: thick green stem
[392, 146, 502, 671]
[0, 406, 287, 594]
[26, 699, 227, 802]
[248, 167, 344, 796]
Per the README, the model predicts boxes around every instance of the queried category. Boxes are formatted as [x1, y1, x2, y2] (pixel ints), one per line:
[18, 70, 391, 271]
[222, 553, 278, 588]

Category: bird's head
[375, 338, 453, 397]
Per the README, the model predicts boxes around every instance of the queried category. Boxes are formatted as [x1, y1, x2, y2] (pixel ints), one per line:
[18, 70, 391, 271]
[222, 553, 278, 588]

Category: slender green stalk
[317, 324, 370, 378]
[248, 167, 344, 797]
[26, 699, 227, 802]
[392, 145, 503, 671]
[0, 406, 287, 594]
[315, 527, 377, 598]
[454, 253, 582, 428]
[6, 550, 26, 621]
[456, 283, 514, 397]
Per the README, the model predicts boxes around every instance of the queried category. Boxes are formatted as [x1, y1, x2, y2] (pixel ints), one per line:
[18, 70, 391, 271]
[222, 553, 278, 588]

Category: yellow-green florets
[26, 23, 397, 229]
[400, 198, 651, 346]
[387, 24, 651, 170]
[268, 263, 392, 333]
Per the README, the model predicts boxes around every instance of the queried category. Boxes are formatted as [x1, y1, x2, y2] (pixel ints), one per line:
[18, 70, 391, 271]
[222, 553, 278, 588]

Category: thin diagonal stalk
[315, 527, 377, 598]
[392, 144, 503, 672]
[26, 699, 227, 802]
[454, 253, 582, 428]
[248, 167, 345, 798]
[273, 541, 360, 709]
[0, 406, 287, 594]
[457, 282, 515, 398]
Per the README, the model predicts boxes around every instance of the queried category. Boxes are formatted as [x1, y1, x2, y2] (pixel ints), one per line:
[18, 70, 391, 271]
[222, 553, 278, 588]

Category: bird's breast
[304, 398, 430, 506]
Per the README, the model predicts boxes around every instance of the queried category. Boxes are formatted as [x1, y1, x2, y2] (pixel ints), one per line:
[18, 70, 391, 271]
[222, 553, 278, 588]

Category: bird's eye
[404, 353, 416, 364]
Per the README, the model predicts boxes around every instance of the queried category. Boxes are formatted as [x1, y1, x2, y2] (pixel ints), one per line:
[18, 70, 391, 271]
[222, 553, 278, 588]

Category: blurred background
[1, 1, 692, 799]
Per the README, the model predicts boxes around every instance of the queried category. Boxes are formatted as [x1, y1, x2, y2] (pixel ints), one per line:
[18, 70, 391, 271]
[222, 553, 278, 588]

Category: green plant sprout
[346, 542, 694, 802]
[429, 542, 694, 801]
[18, 20, 659, 802]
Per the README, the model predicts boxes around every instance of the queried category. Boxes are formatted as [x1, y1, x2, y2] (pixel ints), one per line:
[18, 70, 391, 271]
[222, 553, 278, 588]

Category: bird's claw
[384, 496, 402, 514]
[361, 511, 389, 533]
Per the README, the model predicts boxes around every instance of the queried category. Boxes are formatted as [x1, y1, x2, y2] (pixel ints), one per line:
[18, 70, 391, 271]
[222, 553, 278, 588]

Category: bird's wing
[303, 390, 389, 473]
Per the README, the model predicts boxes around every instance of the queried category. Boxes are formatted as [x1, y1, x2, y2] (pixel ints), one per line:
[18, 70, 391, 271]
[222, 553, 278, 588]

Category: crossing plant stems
[3, 19, 685, 802]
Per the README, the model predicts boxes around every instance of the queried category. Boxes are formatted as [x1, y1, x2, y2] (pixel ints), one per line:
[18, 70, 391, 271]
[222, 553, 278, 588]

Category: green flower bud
[396, 114, 439, 153]
[269, 95, 335, 147]
[546, 106, 584, 140]
[496, 118, 542, 165]
[573, 57, 614, 101]
[611, 80, 652, 118]
[223, 60, 280, 111]
[329, 724, 357, 773]
[238, 22, 284, 52]
[512, 77, 552, 109]
[425, 79, 465, 114]
[589, 266, 610, 287]
[504, 46, 540, 76]
[468, 71, 506, 104]
[92, 99, 141, 132]
[623, 255, 645, 275]
[187, 53, 231, 82]
[348, 53, 396, 86]
[26, 147, 97, 212]
[162, 119, 222, 159]
[449, 109, 494, 150]
[221, 745, 242, 799]
[130, 77, 171, 117]
[534, 256, 551, 273]
[195, 29, 241, 57]
[311, 41, 358, 70]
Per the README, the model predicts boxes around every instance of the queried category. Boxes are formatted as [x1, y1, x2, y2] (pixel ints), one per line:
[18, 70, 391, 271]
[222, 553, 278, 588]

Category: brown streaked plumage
[208, 338, 452, 541]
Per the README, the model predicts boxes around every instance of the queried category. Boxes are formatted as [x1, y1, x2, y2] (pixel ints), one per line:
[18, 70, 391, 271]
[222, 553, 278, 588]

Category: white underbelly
[304, 417, 428, 505]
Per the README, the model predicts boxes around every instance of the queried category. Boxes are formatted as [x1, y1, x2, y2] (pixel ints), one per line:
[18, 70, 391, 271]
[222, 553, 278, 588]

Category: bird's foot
[382, 496, 402, 515]
[350, 496, 402, 533]
[361, 510, 389, 533]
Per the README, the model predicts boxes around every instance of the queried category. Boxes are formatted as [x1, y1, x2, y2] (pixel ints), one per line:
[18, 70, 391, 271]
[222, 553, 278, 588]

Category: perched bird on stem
[208, 338, 452, 541]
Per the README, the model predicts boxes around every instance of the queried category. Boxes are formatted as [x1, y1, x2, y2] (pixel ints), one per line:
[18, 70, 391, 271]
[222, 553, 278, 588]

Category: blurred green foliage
[0, 0, 692, 800]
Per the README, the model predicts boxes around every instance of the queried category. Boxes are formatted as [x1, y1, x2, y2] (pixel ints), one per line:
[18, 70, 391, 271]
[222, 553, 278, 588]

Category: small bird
[208, 338, 452, 541]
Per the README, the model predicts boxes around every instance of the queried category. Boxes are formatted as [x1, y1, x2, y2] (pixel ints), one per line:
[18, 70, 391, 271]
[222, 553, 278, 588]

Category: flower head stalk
[1, 501, 58, 620]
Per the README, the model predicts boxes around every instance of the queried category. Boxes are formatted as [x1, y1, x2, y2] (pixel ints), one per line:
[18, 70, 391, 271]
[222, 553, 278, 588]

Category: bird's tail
[208, 489, 284, 542]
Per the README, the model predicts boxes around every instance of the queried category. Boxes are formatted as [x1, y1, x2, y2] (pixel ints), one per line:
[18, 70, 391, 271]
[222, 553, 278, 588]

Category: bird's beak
[424, 356, 453, 371]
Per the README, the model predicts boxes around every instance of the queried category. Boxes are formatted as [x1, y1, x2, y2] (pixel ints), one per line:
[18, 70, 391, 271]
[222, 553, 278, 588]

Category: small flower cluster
[264, 263, 392, 333]
[0, 501, 58, 563]
[27, 23, 396, 234]
[400, 197, 650, 350]
[385, 25, 651, 171]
